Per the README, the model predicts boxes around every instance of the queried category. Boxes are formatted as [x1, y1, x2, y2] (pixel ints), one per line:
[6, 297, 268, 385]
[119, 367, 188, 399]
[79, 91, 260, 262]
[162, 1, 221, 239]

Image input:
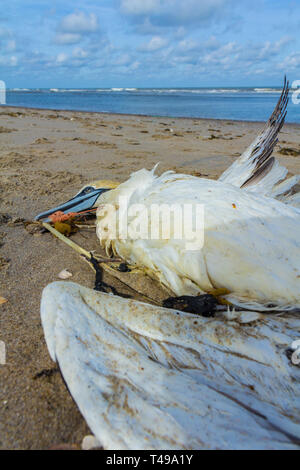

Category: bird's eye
[80, 186, 94, 195]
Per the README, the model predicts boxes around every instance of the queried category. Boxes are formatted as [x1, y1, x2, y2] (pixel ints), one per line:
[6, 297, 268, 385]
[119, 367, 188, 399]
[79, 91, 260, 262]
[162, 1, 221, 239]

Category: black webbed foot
[88, 253, 118, 295]
[162, 294, 217, 317]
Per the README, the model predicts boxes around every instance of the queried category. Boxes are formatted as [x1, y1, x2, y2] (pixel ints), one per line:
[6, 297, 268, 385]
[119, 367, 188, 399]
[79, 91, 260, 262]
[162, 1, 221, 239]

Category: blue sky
[0, 0, 299, 87]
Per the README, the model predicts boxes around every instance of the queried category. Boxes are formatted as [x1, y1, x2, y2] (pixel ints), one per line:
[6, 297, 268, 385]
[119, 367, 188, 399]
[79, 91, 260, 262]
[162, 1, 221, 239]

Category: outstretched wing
[219, 77, 292, 197]
[41, 281, 300, 450]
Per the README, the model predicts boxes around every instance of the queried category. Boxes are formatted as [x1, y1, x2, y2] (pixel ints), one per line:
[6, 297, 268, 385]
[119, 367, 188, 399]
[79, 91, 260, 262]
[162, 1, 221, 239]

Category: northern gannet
[37, 79, 300, 311]
[37, 79, 300, 449]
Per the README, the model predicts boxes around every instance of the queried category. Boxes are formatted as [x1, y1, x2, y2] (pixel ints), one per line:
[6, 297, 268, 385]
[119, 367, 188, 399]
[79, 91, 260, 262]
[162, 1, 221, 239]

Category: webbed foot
[88, 253, 118, 294]
[162, 294, 217, 317]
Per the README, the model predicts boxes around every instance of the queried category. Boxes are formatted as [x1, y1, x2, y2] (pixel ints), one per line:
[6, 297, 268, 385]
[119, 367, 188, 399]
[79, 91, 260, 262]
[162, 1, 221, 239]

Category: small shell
[58, 269, 73, 280]
[81, 435, 102, 450]
[0, 296, 8, 305]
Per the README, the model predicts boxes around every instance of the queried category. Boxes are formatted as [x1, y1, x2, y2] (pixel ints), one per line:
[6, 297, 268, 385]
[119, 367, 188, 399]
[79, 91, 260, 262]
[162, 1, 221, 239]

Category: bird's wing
[41, 281, 300, 450]
[218, 77, 299, 199]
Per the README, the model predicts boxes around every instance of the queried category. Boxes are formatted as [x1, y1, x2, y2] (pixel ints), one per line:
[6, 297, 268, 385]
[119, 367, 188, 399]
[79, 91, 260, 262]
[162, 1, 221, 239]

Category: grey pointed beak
[35, 187, 109, 222]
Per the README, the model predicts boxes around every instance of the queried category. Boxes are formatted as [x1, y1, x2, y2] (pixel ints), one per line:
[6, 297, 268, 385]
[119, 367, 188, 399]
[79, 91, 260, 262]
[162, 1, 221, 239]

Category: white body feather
[96, 169, 300, 310]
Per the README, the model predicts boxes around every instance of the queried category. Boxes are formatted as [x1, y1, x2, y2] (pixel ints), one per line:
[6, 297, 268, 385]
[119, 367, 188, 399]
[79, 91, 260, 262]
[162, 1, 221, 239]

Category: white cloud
[121, 0, 159, 16]
[72, 47, 88, 59]
[10, 55, 18, 66]
[55, 33, 82, 45]
[130, 60, 140, 70]
[121, 0, 231, 26]
[56, 52, 68, 64]
[178, 39, 199, 52]
[59, 11, 99, 34]
[258, 37, 291, 60]
[279, 52, 300, 70]
[54, 11, 101, 47]
[139, 36, 168, 51]
[113, 53, 132, 65]
[178, 36, 220, 53]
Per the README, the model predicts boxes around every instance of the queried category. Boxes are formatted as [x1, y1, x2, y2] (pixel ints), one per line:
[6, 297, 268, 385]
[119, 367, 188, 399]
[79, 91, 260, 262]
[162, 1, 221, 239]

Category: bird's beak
[35, 188, 110, 222]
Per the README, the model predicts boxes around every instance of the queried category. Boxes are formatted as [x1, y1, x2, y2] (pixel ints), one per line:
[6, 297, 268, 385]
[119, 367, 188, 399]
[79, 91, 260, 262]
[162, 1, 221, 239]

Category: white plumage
[96, 167, 300, 311]
[39, 78, 300, 449]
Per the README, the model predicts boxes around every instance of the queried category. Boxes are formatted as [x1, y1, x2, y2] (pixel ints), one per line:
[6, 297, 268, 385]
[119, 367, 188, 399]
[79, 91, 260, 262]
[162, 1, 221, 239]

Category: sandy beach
[0, 106, 299, 449]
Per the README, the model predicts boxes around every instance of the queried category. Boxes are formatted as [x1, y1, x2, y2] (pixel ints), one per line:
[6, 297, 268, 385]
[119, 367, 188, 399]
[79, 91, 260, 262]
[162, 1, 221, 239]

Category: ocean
[3, 87, 300, 123]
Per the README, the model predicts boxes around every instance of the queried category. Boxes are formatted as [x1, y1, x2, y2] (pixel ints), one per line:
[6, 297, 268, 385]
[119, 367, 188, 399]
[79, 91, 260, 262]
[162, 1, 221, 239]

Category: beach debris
[58, 269, 73, 280]
[53, 220, 78, 236]
[278, 147, 300, 156]
[54, 221, 73, 236]
[0, 232, 6, 247]
[41, 222, 165, 304]
[0, 111, 24, 117]
[0, 296, 8, 305]
[0, 126, 17, 133]
[173, 132, 184, 137]
[190, 171, 202, 177]
[33, 367, 59, 380]
[24, 221, 46, 235]
[0, 213, 12, 225]
[42, 222, 91, 259]
[81, 435, 102, 450]
[7, 217, 26, 227]
[33, 137, 49, 144]
[0, 256, 10, 270]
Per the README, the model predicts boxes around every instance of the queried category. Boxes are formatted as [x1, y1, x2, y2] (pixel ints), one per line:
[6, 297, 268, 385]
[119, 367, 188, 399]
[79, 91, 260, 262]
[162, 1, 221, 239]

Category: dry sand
[0, 106, 299, 449]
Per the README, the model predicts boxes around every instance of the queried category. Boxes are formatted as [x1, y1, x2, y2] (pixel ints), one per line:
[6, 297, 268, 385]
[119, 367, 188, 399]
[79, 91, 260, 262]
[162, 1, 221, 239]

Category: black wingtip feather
[240, 76, 289, 188]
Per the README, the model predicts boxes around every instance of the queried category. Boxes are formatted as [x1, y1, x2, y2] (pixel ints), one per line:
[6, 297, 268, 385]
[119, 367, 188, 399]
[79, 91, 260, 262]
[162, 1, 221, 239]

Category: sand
[0, 106, 299, 449]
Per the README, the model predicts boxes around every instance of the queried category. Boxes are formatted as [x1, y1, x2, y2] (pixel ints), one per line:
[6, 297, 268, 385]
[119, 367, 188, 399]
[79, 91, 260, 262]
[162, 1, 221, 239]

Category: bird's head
[35, 180, 119, 222]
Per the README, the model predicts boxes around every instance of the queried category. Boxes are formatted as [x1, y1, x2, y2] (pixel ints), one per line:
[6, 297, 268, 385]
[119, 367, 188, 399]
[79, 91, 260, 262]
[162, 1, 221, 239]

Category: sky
[0, 0, 299, 88]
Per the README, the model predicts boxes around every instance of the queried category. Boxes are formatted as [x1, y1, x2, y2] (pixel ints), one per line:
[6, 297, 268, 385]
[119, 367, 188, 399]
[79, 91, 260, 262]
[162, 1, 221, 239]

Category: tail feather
[280, 189, 300, 209]
[218, 77, 297, 200]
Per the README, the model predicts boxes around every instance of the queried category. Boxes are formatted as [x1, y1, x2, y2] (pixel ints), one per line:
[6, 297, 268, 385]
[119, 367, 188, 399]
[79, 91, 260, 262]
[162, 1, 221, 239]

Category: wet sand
[0, 106, 299, 449]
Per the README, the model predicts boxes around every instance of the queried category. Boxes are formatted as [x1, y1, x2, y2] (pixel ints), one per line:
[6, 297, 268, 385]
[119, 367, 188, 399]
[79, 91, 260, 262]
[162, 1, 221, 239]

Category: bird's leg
[162, 294, 218, 317]
[206, 288, 232, 306]
[86, 253, 119, 295]
[89, 251, 122, 264]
